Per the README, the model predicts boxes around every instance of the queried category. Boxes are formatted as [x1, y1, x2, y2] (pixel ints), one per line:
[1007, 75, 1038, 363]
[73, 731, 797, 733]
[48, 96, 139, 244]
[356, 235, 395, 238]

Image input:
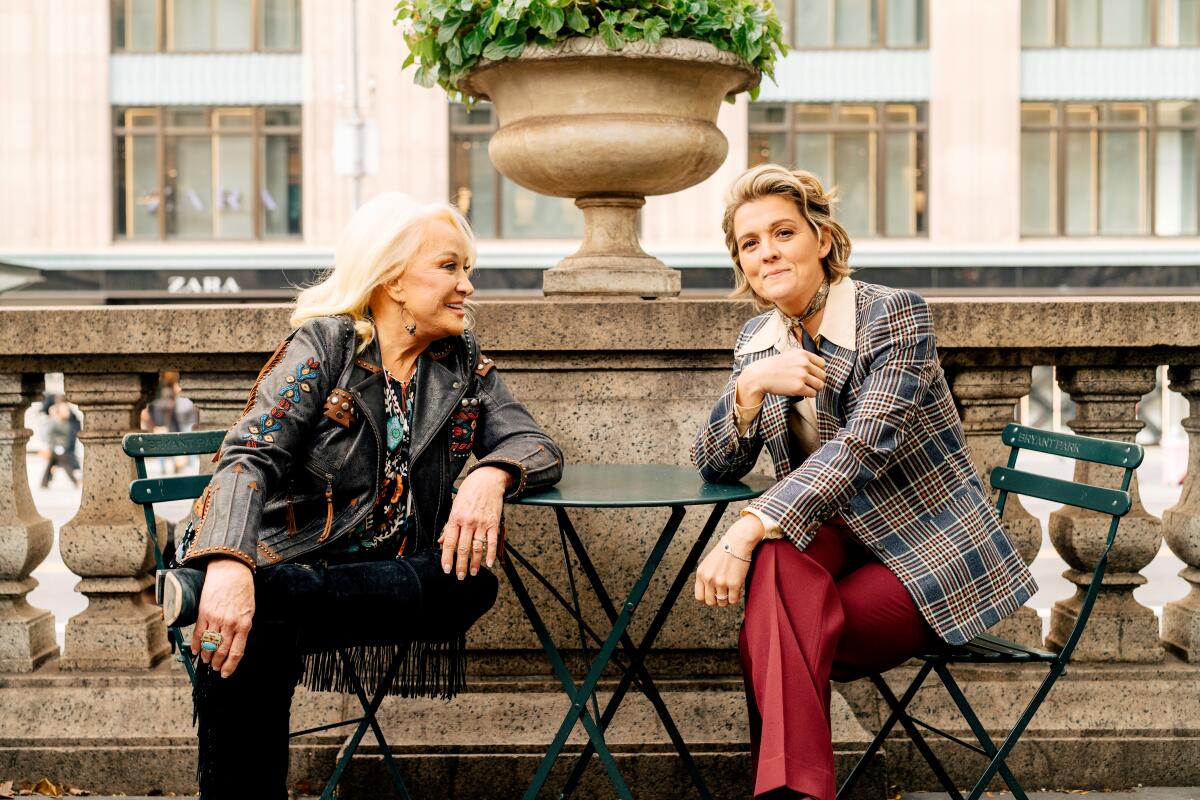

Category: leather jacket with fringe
[179, 314, 563, 571]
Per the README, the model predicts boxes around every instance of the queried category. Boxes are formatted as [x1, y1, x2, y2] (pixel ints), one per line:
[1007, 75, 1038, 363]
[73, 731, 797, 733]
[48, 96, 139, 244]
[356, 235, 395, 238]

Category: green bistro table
[502, 464, 773, 800]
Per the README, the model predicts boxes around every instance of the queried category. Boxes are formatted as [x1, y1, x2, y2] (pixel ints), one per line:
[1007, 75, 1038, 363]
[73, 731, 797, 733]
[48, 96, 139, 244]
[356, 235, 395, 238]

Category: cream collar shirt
[734, 277, 857, 539]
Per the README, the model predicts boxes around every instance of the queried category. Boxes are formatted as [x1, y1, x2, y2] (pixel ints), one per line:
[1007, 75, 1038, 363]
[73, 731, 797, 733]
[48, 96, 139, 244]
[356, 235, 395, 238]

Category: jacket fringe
[299, 637, 467, 701]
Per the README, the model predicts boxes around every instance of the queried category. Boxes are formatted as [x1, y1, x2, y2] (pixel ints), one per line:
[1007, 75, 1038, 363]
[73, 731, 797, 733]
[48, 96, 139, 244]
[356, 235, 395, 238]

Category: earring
[399, 304, 417, 336]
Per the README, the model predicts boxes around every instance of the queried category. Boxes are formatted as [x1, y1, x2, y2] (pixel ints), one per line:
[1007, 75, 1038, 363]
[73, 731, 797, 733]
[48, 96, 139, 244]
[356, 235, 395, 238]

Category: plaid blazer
[691, 281, 1036, 645]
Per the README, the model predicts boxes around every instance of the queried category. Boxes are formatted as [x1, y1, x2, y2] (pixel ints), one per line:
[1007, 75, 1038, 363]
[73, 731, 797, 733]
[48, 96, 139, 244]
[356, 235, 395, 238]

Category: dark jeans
[194, 549, 498, 799]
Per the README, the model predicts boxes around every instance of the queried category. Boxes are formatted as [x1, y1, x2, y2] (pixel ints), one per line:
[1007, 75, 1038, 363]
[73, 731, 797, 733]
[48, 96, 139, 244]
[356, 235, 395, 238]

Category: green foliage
[394, 1, 786, 102]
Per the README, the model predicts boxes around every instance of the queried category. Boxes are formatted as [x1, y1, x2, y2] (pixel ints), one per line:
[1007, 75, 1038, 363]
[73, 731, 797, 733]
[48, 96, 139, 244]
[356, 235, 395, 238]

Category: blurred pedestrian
[40, 395, 80, 488]
[140, 372, 198, 473]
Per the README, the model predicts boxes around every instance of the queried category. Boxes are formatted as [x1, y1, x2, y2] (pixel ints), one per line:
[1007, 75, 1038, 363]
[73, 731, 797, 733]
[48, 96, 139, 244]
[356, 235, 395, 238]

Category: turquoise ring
[200, 629, 223, 653]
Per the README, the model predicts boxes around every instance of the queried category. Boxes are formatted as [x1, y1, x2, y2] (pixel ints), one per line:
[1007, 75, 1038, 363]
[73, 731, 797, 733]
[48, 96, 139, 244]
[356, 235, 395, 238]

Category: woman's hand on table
[441, 465, 510, 579]
[736, 350, 826, 407]
[695, 513, 765, 608]
[191, 557, 255, 678]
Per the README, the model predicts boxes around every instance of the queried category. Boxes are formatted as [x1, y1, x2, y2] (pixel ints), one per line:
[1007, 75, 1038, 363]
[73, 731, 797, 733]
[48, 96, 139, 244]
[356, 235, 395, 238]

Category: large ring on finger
[200, 629, 223, 652]
[716, 594, 729, 600]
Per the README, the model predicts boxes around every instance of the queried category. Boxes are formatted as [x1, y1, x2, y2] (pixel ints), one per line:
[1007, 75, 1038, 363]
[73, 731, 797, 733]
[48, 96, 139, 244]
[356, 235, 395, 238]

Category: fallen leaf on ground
[0, 779, 13, 799]
[30, 778, 60, 797]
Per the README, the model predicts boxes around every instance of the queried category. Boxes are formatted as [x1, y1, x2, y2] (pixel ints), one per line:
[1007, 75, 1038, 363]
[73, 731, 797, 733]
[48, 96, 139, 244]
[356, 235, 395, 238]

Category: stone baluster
[0, 374, 58, 671]
[1047, 367, 1163, 662]
[1163, 367, 1200, 661]
[58, 372, 169, 670]
[950, 366, 1043, 646]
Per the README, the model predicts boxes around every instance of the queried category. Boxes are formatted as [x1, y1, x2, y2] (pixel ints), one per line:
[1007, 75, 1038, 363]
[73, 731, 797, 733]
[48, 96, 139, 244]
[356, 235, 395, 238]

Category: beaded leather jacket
[179, 315, 563, 570]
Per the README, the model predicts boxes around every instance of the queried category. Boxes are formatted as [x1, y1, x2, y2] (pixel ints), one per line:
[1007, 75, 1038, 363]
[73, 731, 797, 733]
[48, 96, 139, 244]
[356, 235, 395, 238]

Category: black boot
[159, 567, 205, 628]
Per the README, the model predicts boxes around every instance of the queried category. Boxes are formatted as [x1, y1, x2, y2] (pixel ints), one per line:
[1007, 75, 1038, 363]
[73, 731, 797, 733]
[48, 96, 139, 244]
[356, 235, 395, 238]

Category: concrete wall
[0, 0, 111, 250]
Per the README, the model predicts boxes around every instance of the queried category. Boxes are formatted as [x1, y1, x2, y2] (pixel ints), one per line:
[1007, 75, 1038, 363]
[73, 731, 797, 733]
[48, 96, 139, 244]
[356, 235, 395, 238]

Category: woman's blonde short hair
[721, 164, 853, 310]
[290, 192, 477, 351]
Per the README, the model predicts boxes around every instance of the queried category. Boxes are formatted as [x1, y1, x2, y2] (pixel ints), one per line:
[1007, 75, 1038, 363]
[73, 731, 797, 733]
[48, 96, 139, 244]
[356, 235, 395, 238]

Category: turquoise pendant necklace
[383, 369, 410, 452]
[386, 415, 403, 451]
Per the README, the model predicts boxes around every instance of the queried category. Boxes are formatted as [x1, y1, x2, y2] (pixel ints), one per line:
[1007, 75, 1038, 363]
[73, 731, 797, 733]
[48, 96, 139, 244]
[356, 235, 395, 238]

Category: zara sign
[166, 276, 242, 294]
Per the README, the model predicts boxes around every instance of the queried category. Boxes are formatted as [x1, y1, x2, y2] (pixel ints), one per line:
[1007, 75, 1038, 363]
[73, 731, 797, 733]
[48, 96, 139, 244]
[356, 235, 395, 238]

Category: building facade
[2, 0, 1199, 302]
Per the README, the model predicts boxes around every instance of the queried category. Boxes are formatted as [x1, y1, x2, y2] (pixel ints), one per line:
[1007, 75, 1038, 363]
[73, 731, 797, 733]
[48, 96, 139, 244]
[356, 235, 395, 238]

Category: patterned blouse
[323, 371, 417, 561]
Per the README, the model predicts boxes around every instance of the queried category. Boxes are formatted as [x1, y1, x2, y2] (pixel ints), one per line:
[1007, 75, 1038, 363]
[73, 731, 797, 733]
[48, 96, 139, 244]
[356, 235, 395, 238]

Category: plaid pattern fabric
[691, 282, 1037, 645]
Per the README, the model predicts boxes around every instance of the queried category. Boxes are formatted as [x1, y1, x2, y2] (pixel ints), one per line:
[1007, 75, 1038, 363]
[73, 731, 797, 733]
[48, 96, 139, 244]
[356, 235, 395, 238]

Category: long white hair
[290, 192, 477, 351]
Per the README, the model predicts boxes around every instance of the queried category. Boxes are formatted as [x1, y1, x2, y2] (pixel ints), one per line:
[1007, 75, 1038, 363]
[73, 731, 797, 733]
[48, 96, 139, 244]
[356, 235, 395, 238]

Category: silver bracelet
[721, 540, 753, 563]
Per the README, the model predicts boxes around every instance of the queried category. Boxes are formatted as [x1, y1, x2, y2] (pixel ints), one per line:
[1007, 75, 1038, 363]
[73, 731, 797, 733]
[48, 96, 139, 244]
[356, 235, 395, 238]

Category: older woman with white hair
[158, 192, 563, 798]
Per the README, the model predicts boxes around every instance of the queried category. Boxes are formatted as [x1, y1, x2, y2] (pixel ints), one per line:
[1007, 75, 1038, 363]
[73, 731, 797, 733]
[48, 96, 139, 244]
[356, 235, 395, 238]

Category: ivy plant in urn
[396, 0, 785, 297]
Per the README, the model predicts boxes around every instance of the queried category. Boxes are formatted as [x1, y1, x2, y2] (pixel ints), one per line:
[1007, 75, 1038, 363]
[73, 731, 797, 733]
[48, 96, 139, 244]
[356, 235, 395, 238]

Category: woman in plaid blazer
[691, 164, 1036, 800]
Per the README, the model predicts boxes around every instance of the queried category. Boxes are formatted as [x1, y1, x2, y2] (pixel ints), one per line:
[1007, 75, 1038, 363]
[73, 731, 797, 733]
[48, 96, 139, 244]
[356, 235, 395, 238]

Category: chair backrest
[990, 423, 1143, 665]
[123, 430, 225, 684]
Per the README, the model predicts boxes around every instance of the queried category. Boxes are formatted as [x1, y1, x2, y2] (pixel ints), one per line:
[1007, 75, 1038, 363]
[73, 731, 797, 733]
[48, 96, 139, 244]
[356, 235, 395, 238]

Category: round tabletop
[511, 464, 775, 508]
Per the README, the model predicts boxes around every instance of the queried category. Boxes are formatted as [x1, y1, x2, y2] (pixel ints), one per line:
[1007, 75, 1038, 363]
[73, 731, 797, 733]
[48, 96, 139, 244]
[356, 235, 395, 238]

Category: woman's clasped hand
[735, 348, 827, 406]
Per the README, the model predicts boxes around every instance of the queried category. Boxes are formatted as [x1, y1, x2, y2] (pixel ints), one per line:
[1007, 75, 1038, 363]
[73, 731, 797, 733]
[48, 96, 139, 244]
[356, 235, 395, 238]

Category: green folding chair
[838, 422, 1144, 800]
[124, 430, 412, 800]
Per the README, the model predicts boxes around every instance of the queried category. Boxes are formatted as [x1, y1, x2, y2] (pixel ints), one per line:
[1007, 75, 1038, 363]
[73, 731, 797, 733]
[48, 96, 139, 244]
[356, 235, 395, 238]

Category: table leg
[558, 517, 602, 727]
[502, 551, 634, 800]
[557, 502, 728, 800]
[508, 506, 687, 800]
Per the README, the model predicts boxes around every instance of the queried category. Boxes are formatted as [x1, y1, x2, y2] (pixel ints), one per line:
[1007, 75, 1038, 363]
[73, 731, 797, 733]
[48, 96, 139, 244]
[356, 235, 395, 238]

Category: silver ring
[471, 538, 485, 549]
[716, 594, 729, 600]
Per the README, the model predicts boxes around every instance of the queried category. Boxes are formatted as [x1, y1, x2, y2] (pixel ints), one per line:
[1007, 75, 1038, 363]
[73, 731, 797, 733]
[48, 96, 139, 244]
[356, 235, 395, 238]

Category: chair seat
[924, 632, 1058, 664]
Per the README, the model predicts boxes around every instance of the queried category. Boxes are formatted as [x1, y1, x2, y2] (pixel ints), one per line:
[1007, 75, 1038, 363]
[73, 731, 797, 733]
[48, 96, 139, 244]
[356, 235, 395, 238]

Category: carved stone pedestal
[951, 367, 1042, 646]
[1163, 367, 1200, 661]
[59, 373, 168, 670]
[0, 374, 57, 671]
[1047, 367, 1163, 662]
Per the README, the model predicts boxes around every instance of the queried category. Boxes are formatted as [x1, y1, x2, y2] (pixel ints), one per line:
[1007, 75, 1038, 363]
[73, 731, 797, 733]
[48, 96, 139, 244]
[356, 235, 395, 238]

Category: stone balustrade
[1, 296, 1199, 796]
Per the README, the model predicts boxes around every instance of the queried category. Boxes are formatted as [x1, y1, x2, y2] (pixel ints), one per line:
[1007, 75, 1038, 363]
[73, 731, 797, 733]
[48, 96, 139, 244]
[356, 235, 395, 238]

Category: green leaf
[487, 8, 504, 34]
[482, 32, 529, 60]
[542, 6, 565, 35]
[461, 23, 488, 56]
[413, 64, 438, 87]
[599, 17, 625, 49]
[445, 37, 463, 66]
[566, 5, 589, 33]
[641, 15, 668, 45]
[436, 12, 463, 43]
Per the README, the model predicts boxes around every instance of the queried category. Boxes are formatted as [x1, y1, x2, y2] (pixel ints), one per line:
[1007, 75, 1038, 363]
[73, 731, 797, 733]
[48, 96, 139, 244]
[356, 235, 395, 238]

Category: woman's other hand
[736, 350, 826, 407]
[441, 466, 510, 578]
[191, 558, 255, 678]
[695, 513, 765, 608]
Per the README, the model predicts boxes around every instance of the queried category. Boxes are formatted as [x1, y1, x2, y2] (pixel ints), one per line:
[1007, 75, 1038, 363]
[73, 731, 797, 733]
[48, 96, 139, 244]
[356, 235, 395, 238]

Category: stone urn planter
[460, 37, 759, 298]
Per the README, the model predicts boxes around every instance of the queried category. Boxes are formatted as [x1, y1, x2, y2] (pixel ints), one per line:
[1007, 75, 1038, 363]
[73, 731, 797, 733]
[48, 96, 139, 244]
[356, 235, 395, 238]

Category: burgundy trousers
[739, 519, 944, 799]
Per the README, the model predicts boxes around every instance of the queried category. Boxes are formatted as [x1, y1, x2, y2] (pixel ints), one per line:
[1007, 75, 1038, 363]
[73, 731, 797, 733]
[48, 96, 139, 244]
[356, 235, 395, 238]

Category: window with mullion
[111, 0, 300, 53]
[448, 103, 583, 240]
[113, 105, 302, 241]
[786, 0, 927, 49]
[1020, 100, 1199, 236]
[749, 102, 928, 238]
[1022, 0, 1199, 46]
